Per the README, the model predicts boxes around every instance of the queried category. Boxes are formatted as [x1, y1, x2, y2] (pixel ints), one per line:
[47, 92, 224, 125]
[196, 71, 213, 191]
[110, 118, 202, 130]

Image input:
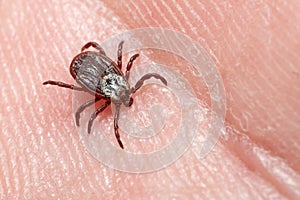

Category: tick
[43, 41, 167, 149]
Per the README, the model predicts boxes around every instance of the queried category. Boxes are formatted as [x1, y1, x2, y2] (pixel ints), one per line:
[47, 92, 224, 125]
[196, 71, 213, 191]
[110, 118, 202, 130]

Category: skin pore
[0, 0, 299, 199]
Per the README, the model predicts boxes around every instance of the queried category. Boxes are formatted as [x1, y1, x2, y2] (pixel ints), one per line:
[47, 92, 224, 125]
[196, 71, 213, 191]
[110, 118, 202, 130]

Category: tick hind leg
[81, 41, 106, 55]
[75, 97, 103, 126]
[43, 80, 87, 91]
[87, 100, 111, 134]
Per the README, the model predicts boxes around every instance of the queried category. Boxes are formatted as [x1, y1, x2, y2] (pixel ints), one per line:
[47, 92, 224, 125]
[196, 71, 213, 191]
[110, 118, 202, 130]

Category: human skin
[0, 0, 299, 199]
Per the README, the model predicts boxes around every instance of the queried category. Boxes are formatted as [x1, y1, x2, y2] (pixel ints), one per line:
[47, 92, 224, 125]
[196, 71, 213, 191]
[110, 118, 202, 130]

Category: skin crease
[0, 0, 299, 199]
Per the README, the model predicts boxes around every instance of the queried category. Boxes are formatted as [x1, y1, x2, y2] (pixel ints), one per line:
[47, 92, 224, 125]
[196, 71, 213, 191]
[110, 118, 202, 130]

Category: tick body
[43, 41, 167, 149]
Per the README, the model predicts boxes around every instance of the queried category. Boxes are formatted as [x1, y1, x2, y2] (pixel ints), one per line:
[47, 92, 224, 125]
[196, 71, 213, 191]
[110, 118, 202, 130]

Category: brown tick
[43, 41, 167, 149]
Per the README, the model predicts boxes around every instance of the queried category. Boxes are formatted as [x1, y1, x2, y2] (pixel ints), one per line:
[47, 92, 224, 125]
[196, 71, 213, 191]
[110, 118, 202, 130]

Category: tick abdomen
[70, 52, 122, 95]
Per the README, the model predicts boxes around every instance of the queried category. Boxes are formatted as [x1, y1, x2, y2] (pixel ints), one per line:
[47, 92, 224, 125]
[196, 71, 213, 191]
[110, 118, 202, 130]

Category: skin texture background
[0, 0, 299, 199]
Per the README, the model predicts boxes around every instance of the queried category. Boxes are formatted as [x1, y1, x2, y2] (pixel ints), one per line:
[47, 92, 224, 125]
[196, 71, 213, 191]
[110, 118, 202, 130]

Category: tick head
[120, 90, 133, 107]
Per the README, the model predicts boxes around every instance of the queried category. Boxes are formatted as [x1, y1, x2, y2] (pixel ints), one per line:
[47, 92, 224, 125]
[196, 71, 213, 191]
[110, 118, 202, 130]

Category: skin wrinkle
[17, 117, 32, 196]
[197, 145, 273, 199]
[160, 1, 183, 30]
[256, 45, 290, 94]
[226, 3, 298, 166]
[220, 0, 298, 192]
[172, 0, 199, 35]
[3, 43, 26, 197]
[255, 45, 299, 159]
[132, 1, 159, 27]
[186, 0, 216, 36]
[0, 0, 299, 199]
[183, 1, 213, 39]
[0, 140, 9, 197]
[257, 149, 300, 197]
[222, 145, 281, 199]
[224, 128, 299, 199]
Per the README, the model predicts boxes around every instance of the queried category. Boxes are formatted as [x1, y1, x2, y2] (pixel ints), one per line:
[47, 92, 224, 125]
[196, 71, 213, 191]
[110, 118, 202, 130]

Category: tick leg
[81, 41, 106, 55]
[87, 100, 111, 134]
[43, 80, 86, 91]
[113, 104, 124, 149]
[131, 73, 168, 93]
[75, 97, 103, 126]
[125, 53, 139, 80]
[117, 41, 124, 70]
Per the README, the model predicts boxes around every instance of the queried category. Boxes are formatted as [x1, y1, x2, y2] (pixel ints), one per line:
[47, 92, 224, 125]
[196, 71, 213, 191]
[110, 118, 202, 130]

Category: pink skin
[0, 0, 299, 199]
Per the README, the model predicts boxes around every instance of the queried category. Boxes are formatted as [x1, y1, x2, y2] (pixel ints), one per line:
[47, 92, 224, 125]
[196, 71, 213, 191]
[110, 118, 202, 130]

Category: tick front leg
[117, 41, 124, 70]
[75, 97, 103, 126]
[81, 41, 106, 55]
[87, 100, 111, 134]
[131, 73, 168, 94]
[43, 80, 86, 91]
[113, 104, 124, 149]
[125, 53, 139, 80]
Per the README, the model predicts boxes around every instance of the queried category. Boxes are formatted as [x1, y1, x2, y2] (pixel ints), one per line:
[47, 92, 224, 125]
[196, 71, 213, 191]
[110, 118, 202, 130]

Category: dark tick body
[43, 41, 167, 149]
